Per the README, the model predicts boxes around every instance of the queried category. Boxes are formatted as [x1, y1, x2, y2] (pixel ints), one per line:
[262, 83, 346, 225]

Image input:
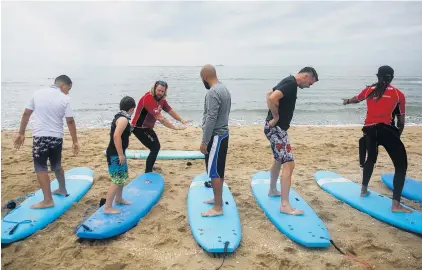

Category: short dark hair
[55, 75, 72, 86]
[299, 67, 318, 81]
[120, 96, 136, 112]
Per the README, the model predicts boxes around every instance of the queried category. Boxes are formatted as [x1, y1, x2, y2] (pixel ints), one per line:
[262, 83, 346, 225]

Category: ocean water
[2, 65, 422, 129]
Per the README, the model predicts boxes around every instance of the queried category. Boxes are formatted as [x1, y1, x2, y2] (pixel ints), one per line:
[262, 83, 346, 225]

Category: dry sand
[1, 126, 422, 270]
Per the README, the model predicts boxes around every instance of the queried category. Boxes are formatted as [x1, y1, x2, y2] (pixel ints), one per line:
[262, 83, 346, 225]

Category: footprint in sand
[154, 237, 178, 247]
[104, 262, 128, 270]
[311, 197, 323, 206]
[361, 244, 393, 253]
[283, 247, 297, 254]
[340, 221, 352, 228]
[177, 226, 187, 233]
[173, 214, 186, 223]
[318, 211, 337, 222]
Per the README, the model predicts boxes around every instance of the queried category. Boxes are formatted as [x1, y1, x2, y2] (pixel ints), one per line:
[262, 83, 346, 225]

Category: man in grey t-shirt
[199, 64, 231, 217]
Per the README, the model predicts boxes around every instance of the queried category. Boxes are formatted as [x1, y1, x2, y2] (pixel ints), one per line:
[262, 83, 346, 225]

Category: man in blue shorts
[199, 64, 231, 217]
[265, 67, 318, 215]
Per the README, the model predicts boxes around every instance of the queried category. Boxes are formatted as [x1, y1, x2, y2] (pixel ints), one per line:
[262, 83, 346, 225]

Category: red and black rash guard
[354, 84, 406, 127]
[131, 92, 172, 128]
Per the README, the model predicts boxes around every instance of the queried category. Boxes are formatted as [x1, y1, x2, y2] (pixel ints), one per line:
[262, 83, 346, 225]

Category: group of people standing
[13, 64, 411, 217]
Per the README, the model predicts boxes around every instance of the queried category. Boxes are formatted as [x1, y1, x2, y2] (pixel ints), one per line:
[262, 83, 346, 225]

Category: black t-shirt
[266, 75, 298, 131]
[106, 112, 132, 156]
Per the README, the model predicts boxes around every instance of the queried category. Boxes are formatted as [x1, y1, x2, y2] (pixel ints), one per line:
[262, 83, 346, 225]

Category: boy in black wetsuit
[104, 96, 136, 214]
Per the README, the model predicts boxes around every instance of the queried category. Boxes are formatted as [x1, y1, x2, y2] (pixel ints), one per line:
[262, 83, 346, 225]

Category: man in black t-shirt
[264, 67, 319, 215]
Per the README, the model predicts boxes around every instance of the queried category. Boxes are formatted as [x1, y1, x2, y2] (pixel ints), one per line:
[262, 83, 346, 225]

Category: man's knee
[150, 141, 160, 153]
[395, 164, 407, 176]
[366, 151, 378, 164]
[53, 166, 63, 173]
[364, 159, 375, 168]
[282, 161, 295, 174]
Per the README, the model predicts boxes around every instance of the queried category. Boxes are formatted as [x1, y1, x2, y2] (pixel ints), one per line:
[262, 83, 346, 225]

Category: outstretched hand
[175, 125, 187, 130]
[342, 99, 349, 105]
[181, 119, 192, 124]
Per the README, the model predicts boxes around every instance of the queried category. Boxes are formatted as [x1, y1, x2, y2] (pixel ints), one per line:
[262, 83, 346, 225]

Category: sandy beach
[1, 126, 421, 270]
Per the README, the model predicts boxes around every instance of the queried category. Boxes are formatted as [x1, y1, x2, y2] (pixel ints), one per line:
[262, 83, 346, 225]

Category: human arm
[396, 92, 406, 136]
[66, 117, 80, 155]
[343, 87, 369, 105]
[201, 91, 220, 151]
[266, 90, 284, 127]
[144, 97, 186, 130]
[113, 117, 129, 165]
[14, 109, 33, 149]
[342, 96, 362, 105]
[155, 114, 186, 130]
[167, 109, 192, 124]
[64, 100, 79, 155]
[397, 115, 405, 136]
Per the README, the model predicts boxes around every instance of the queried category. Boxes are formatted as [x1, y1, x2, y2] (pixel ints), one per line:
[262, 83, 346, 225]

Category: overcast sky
[2, 1, 422, 68]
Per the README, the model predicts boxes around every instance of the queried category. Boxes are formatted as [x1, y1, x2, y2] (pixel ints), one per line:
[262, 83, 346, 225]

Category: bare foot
[103, 207, 121, 214]
[268, 189, 281, 197]
[52, 189, 69, 197]
[203, 198, 215, 204]
[280, 204, 304, 216]
[360, 186, 371, 197]
[31, 200, 54, 209]
[201, 207, 223, 217]
[115, 199, 132, 205]
[392, 201, 412, 213]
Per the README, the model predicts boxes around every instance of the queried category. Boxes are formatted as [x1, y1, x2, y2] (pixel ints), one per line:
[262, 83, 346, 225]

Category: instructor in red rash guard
[131, 80, 191, 173]
[343, 65, 411, 213]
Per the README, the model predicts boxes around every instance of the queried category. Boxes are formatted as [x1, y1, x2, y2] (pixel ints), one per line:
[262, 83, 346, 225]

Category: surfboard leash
[1, 192, 35, 211]
[215, 241, 230, 270]
[2, 205, 33, 235]
[72, 202, 101, 234]
[205, 181, 213, 188]
[325, 238, 374, 270]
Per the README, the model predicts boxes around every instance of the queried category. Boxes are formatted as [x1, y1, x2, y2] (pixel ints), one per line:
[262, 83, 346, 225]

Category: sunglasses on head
[155, 80, 168, 87]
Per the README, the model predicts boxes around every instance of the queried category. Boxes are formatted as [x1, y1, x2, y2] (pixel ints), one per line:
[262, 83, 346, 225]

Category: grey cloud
[1, 1, 422, 68]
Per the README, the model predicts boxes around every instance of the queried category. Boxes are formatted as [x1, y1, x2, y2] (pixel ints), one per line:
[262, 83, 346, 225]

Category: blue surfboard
[76, 172, 164, 239]
[2, 167, 94, 244]
[187, 172, 241, 253]
[103, 149, 204, 160]
[315, 170, 422, 234]
[381, 173, 422, 203]
[251, 171, 330, 248]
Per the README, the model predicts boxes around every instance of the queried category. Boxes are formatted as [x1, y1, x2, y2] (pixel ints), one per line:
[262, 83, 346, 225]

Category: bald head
[200, 64, 217, 79]
[200, 64, 218, 90]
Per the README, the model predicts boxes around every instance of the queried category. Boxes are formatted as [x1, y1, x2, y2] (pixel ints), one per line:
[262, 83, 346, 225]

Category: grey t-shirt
[202, 82, 231, 145]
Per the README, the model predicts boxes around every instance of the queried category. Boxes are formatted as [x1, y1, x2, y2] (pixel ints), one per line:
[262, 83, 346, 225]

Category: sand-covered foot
[115, 199, 132, 205]
[103, 207, 121, 214]
[268, 189, 281, 197]
[392, 202, 412, 213]
[280, 204, 304, 216]
[201, 207, 223, 217]
[203, 198, 215, 204]
[31, 200, 54, 209]
[52, 189, 69, 197]
[360, 189, 371, 197]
